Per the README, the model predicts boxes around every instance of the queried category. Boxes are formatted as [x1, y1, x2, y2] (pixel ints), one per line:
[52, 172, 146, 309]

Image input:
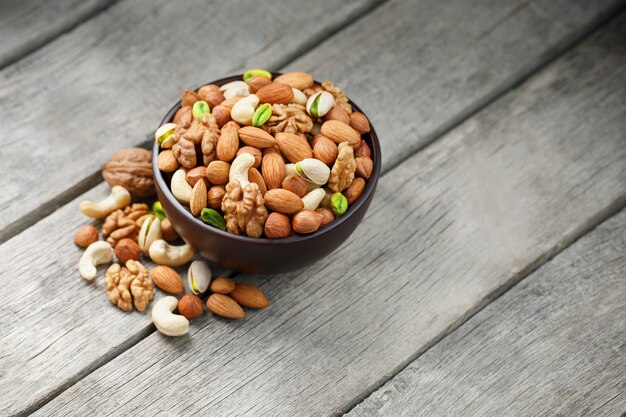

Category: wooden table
[1, 1, 625, 415]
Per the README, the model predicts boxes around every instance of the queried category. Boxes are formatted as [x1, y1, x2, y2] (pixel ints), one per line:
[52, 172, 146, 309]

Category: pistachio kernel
[153, 201, 166, 221]
[155, 123, 177, 144]
[200, 208, 226, 230]
[243, 69, 272, 83]
[330, 192, 348, 217]
[252, 103, 272, 127]
[192, 100, 210, 119]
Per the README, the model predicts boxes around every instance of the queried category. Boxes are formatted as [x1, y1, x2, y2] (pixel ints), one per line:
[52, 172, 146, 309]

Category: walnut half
[105, 260, 154, 312]
[328, 142, 356, 192]
[221, 180, 268, 238]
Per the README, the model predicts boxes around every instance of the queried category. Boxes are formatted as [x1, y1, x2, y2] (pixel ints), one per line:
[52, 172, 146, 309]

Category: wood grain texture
[348, 209, 626, 417]
[0, 0, 623, 243]
[0, 0, 379, 242]
[0, 0, 115, 68]
[0, 182, 230, 416]
[31, 14, 626, 416]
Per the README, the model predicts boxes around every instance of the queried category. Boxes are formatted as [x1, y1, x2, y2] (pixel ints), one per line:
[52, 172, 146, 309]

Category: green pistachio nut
[155, 123, 177, 144]
[252, 103, 272, 127]
[192, 100, 210, 119]
[309, 94, 321, 117]
[201, 208, 226, 230]
[243, 69, 272, 83]
[153, 201, 166, 220]
[330, 192, 348, 217]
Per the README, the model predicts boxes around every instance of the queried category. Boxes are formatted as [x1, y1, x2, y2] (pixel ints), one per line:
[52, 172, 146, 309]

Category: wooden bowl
[152, 74, 381, 273]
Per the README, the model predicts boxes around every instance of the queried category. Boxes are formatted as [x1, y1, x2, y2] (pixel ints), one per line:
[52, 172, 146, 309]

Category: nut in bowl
[153, 72, 381, 273]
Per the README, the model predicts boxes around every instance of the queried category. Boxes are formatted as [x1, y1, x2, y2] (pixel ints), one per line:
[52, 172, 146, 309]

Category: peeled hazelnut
[181, 90, 200, 107]
[248, 76, 272, 93]
[315, 207, 335, 226]
[198, 84, 225, 108]
[207, 185, 226, 210]
[292, 210, 322, 234]
[212, 105, 231, 128]
[186, 166, 209, 187]
[236, 146, 262, 169]
[324, 105, 350, 125]
[161, 218, 179, 242]
[74, 225, 98, 248]
[344, 177, 366, 205]
[157, 150, 180, 172]
[355, 156, 373, 179]
[114, 238, 141, 263]
[354, 140, 372, 158]
[178, 294, 204, 320]
[312, 136, 338, 166]
[350, 111, 370, 134]
[264, 212, 292, 238]
[281, 175, 308, 197]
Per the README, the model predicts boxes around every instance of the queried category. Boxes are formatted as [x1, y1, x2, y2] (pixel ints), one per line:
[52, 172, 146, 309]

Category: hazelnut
[207, 185, 226, 210]
[264, 212, 292, 238]
[354, 140, 372, 158]
[292, 210, 322, 234]
[161, 218, 179, 242]
[355, 156, 373, 179]
[157, 150, 180, 172]
[281, 175, 308, 197]
[236, 146, 262, 169]
[197, 84, 225, 108]
[178, 294, 204, 320]
[186, 166, 209, 187]
[315, 208, 335, 226]
[349, 111, 370, 134]
[344, 177, 366, 205]
[181, 89, 200, 107]
[74, 225, 98, 248]
[173, 106, 191, 124]
[114, 238, 141, 263]
[212, 105, 231, 128]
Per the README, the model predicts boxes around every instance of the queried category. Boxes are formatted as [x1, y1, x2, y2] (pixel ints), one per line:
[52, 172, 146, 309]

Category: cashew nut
[291, 88, 307, 105]
[231, 94, 259, 125]
[138, 215, 162, 255]
[220, 81, 249, 100]
[171, 169, 192, 204]
[301, 188, 326, 211]
[285, 163, 297, 177]
[79, 241, 114, 281]
[79, 186, 131, 219]
[152, 296, 189, 336]
[229, 153, 255, 188]
[149, 239, 195, 267]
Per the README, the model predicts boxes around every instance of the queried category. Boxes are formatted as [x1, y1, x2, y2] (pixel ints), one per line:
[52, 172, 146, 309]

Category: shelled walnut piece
[222, 180, 268, 238]
[105, 260, 154, 312]
[262, 104, 313, 135]
[102, 204, 151, 245]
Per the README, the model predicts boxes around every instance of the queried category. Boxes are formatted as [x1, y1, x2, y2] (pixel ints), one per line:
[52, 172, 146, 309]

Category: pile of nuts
[75, 162, 269, 337]
[155, 70, 373, 238]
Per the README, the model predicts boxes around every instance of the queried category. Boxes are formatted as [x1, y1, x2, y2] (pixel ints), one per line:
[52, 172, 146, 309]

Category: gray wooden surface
[28, 11, 626, 416]
[348, 209, 626, 417]
[0, 0, 621, 243]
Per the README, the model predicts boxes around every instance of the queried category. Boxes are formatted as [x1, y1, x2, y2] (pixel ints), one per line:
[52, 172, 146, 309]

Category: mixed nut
[155, 70, 374, 238]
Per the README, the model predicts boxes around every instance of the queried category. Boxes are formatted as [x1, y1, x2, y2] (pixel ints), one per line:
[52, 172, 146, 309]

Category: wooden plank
[347, 209, 626, 417]
[31, 13, 626, 416]
[0, 0, 622, 243]
[0, 0, 114, 68]
[0, 0, 380, 243]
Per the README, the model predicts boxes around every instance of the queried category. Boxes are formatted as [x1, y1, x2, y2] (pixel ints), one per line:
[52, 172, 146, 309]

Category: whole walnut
[103, 148, 154, 197]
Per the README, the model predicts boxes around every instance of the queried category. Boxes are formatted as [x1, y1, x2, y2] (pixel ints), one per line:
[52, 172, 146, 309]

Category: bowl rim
[152, 73, 381, 245]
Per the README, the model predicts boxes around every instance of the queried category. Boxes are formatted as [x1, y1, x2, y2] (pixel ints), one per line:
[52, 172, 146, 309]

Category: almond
[178, 294, 204, 320]
[248, 167, 267, 194]
[324, 105, 350, 125]
[150, 265, 184, 294]
[207, 185, 226, 210]
[292, 210, 322, 234]
[190, 179, 207, 216]
[238, 126, 276, 148]
[210, 276, 236, 294]
[315, 207, 335, 226]
[212, 105, 231, 128]
[230, 283, 269, 309]
[312, 136, 338, 165]
[217, 121, 239, 161]
[206, 160, 231, 185]
[354, 140, 372, 158]
[255, 82, 294, 104]
[186, 166, 209, 187]
[181, 89, 200, 107]
[355, 156, 373, 179]
[320, 120, 361, 146]
[344, 177, 366, 205]
[349, 111, 371, 134]
[248, 76, 272, 93]
[74, 225, 98, 248]
[264, 212, 292, 238]
[206, 294, 245, 319]
[197, 84, 225, 108]
[264, 189, 304, 214]
[281, 174, 308, 197]
[114, 238, 141, 263]
[262, 153, 285, 190]
[157, 150, 179, 172]
[275, 132, 313, 163]
[236, 146, 262, 169]
[274, 72, 314, 90]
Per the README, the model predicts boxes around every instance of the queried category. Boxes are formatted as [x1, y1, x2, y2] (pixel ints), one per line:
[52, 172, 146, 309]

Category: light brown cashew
[152, 296, 189, 336]
[149, 239, 195, 267]
[138, 215, 162, 255]
[171, 169, 192, 204]
[301, 188, 326, 211]
[79, 186, 131, 219]
[79, 241, 114, 281]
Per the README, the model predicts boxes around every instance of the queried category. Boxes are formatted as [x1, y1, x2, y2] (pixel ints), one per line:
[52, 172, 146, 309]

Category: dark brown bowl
[152, 74, 381, 273]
